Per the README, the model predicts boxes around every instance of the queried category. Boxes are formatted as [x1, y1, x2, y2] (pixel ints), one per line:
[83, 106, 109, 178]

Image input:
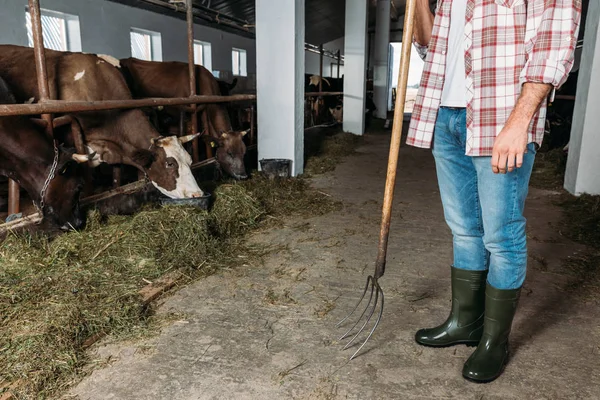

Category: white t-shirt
[440, 0, 468, 107]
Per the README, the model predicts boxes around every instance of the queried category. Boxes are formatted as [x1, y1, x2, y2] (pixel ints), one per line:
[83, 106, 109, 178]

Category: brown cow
[0, 75, 89, 230]
[119, 58, 248, 180]
[0, 45, 204, 199]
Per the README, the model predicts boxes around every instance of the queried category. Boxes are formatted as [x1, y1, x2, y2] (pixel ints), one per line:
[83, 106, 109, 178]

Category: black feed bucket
[259, 159, 292, 179]
[159, 193, 212, 210]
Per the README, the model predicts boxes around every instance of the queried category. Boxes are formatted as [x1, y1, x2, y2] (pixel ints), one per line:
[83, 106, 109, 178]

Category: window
[25, 7, 81, 52]
[194, 40, 212, 71]
[130, 28, 162, 61]
[331, 64, 344, 78]
[232, 48, 247, 77]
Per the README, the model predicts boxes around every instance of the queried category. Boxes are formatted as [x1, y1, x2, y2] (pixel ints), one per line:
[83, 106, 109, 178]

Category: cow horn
[179, 133, 200, 144]
[240, 130, 248, 137]
[72, 153, 92, 163]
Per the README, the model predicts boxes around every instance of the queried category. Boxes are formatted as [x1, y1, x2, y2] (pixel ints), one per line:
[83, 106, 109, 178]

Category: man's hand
[491, 82, 553, 174]
[491, 124, 528, 174]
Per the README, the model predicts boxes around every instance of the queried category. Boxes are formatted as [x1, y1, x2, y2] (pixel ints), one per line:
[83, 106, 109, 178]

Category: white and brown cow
[0, 45, 204, 199]
[119, 57, 249, 180]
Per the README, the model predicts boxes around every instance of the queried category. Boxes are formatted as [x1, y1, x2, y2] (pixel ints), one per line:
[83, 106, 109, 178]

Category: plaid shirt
[406, 0, 582, 156]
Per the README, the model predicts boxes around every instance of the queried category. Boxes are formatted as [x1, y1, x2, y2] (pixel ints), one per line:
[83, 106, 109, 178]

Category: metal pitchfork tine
[337, 0, 417, 361]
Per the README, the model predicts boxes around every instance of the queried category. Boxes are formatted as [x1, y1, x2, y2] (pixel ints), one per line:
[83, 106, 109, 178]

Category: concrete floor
[69, 133, 600, 400]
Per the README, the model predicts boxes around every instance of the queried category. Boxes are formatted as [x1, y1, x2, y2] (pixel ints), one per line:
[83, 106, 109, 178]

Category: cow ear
[132, 149, 156, 169]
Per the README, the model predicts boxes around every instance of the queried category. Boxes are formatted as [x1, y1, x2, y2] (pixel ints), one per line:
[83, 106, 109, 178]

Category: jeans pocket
[527, 142, 539, 155]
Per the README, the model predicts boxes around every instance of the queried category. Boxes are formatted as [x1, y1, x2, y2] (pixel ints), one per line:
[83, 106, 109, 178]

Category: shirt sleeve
[413, 38, 429, 60]
[519, 0, 582, 101]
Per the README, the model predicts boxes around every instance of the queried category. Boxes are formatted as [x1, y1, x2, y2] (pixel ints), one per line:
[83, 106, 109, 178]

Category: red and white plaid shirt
[407, 0, 582, 156]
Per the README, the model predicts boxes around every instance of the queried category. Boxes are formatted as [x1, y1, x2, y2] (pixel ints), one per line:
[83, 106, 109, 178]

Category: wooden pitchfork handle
[374, 0, 417, 279]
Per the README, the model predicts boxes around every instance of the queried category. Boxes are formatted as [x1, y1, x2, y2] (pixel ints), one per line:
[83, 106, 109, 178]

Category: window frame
[25, 7, 82, 52]
[194, 40, 213, 71]
[232, 47, 247, 77]
[130, 27, 163, 62]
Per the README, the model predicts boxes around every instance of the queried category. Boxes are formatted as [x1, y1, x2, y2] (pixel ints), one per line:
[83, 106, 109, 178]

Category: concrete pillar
[565, 0, 600, 195]
[373, 0, 391, 119]
[343, 0, 369, 135]
[256, 0, 305, 176]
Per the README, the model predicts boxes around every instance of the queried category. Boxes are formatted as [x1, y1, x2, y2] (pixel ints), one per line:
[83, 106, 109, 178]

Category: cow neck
[5, 155, 52, 205]
[80, 109, 159, 164]
[0, 123, 53, 204]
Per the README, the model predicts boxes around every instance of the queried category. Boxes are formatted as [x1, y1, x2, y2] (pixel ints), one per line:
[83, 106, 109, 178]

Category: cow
[0, 45, 204, 200]
[217, 77, 238, 97]
[119, 58, 248, 180]
[305, 74, 345, 125]
[0, 75, 89, 230]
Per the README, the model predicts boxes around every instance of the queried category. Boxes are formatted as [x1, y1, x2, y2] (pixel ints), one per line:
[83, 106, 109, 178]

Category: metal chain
[34, 140, 60, 216]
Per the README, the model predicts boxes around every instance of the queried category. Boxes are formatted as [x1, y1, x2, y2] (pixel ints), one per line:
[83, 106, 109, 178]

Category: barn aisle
[69, 132, 600, 399]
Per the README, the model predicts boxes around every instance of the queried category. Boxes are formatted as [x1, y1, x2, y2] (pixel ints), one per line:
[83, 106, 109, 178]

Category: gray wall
[305, 37, 345, 77]
[0, 0, 256, 85]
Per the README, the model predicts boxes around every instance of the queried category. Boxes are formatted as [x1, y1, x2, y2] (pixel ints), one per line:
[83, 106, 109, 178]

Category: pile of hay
[0, 173, 340, 398]
[304, 129, 363, 176]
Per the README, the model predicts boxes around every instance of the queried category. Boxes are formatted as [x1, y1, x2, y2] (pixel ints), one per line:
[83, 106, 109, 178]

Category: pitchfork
[337, 0, 418, 360]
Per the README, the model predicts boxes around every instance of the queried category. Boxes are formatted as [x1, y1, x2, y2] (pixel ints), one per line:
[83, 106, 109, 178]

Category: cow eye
[166, 160, 176, 169]
[59, 163, 71, 175]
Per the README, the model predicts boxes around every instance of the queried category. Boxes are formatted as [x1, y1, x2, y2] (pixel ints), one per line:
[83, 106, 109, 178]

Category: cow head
[132, 134, 204, 199]
[329, 103, 343, 123]
[43, 147, 89, 230]
[211, 131, 248, 180]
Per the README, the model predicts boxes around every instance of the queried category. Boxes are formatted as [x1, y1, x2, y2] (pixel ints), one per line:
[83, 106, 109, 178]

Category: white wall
[564, 0, 600, 195]
[0, 0, 256, 88]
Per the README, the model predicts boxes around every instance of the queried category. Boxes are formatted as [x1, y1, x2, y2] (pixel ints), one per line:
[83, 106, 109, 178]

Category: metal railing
[1, 0, 257, 231]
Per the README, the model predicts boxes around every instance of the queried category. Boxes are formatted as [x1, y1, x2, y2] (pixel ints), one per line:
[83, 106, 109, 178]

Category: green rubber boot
[415, 267, 487, 347]
[462, 283, 521, 383]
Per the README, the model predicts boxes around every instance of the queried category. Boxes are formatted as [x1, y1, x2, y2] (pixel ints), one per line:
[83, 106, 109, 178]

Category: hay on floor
[0, 167, 343, 398]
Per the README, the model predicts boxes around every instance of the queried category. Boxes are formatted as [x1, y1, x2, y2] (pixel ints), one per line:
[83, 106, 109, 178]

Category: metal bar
[28, 0, 52, 108]
[8, 180, 20, 215]
[186, 0, 201, 162]
[250, 104, 255, 145]
[179, 110, 185, 136]
[554, 95, 576, 101]
[0, 213, 42, 235]
[136, 0, 251, 34]
[112, 167, 122, 188]
[2, 144, 258, 231]
[27, 0, 56, 217]
[304, 92, 343, 97]
[319, 44, 324, 93]
[337, 50, 341, 80]
[0, 94, 257, 116]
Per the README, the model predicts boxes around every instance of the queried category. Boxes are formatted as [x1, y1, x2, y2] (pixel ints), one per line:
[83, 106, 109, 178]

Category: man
[407, 0, 582, 383]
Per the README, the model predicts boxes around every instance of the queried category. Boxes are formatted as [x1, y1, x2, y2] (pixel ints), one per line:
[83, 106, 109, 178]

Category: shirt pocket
[494, 0, 526, 8]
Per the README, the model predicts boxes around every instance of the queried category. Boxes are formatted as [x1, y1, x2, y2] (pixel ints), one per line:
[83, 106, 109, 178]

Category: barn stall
[1, 0, 599, 399]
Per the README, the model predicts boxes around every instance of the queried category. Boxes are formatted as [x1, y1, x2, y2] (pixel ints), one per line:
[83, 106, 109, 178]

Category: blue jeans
[432, 107, 536, 290]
